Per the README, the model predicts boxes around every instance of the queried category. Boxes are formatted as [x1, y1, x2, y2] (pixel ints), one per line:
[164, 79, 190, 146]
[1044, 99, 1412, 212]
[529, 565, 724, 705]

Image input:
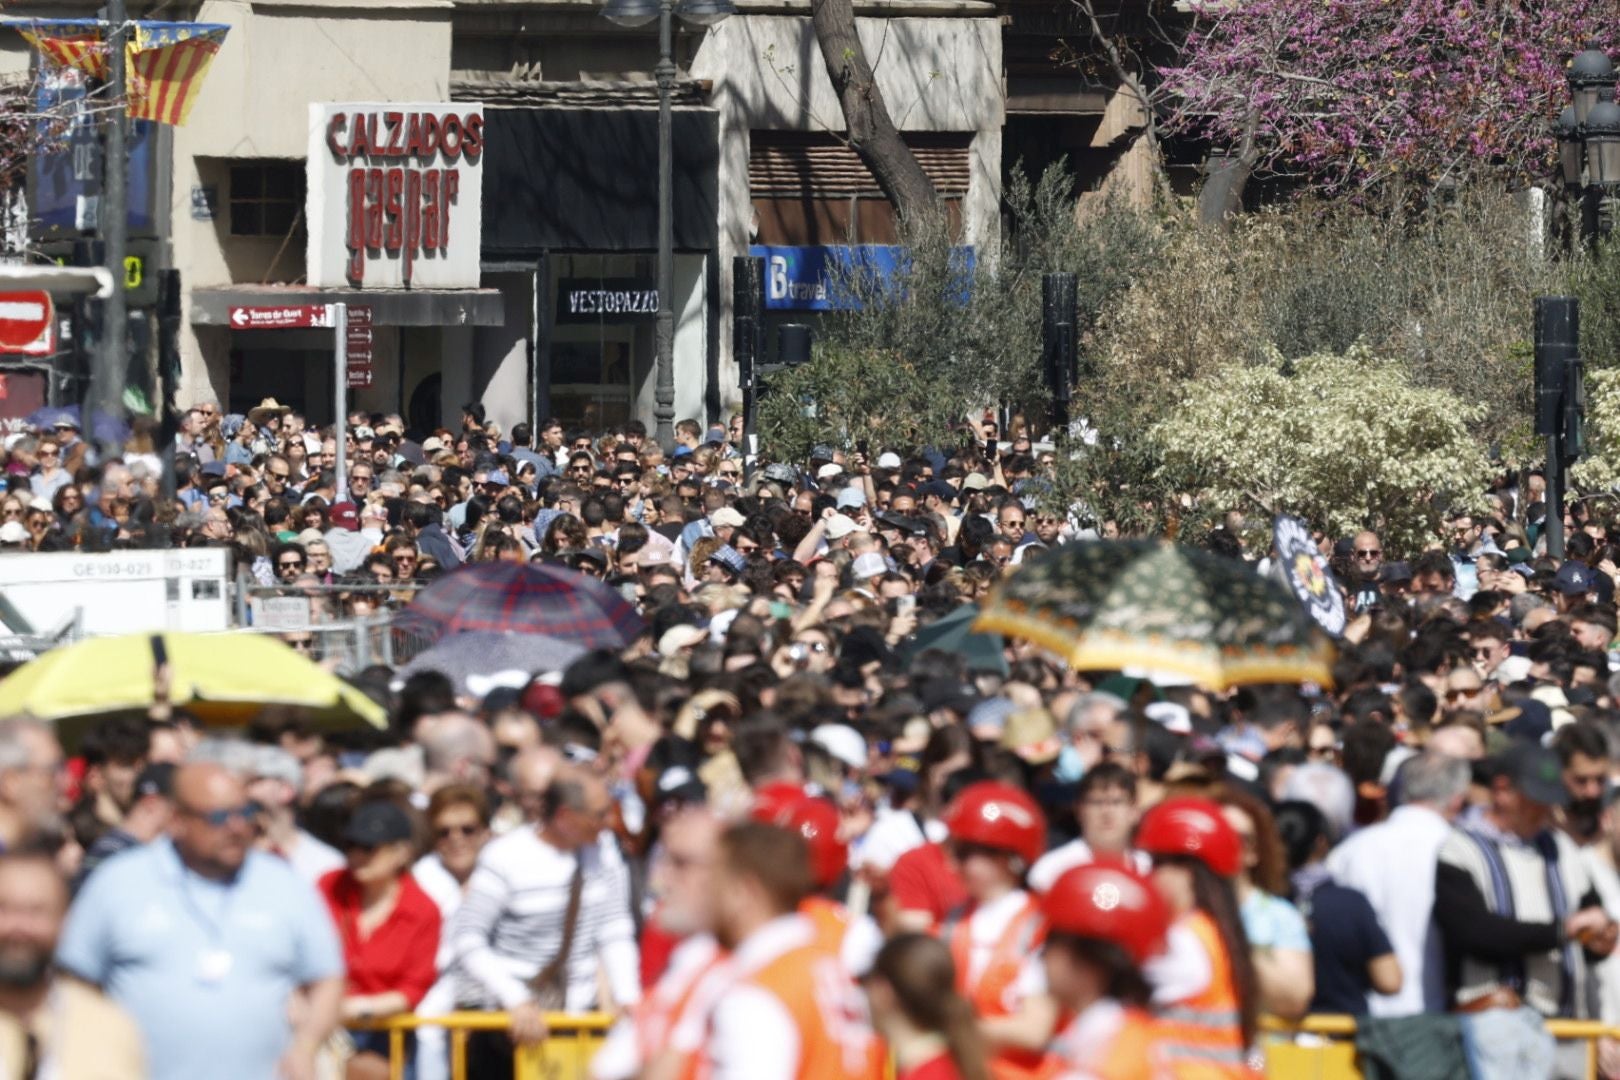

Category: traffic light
[1043, 273, 1078, 432]
[1535, 296, 1578, 438]
[734, 256, 764, 397]
[1565, 354, 1587, 460]
[778, 324, 812, 366]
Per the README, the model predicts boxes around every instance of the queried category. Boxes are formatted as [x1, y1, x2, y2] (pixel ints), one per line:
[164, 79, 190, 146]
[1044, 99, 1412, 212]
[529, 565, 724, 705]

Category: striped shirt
[451, 827, 640, 1011]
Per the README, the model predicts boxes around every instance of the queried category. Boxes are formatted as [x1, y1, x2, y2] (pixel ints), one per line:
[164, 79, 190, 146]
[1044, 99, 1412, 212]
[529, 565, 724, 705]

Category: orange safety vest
[803, 894, 852, 956]
[636, 938, 727, 1080]
[1154, 911, 1257, 1080]
[1039, 1005, 1164, 1080]
[949, 894, 1053, 1080]
[738, 942, 886, 1080]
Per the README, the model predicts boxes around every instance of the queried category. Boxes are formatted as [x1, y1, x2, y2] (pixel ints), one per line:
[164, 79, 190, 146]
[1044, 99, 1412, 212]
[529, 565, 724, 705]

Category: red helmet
[941, 782, 1046, 867]
[1134, 796, 1242, 878]
[1042, 860, 1171, 966]
[750, 783, 848, 889]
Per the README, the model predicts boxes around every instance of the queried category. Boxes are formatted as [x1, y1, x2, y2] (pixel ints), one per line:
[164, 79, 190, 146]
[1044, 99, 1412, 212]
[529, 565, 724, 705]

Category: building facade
[0, 0, 1158, 434]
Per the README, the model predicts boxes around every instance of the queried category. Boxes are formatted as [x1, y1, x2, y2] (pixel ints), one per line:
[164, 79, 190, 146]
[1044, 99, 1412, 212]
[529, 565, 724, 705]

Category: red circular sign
[0, 291, 53, 350]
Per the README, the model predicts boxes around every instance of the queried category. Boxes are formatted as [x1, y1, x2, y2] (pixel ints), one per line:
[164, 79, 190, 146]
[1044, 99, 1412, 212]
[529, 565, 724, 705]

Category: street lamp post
[1561, 48, 1620, 247]
[602, 0, 734, 450]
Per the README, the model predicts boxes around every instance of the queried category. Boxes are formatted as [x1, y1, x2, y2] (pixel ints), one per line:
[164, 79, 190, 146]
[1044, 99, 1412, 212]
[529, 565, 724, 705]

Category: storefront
[188, 101, 504, 426]
[476, 101, 720, 433]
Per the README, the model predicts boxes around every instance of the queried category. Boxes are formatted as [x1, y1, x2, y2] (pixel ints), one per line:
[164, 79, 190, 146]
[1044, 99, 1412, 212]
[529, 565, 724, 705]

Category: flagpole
[93, 0, 128, 460]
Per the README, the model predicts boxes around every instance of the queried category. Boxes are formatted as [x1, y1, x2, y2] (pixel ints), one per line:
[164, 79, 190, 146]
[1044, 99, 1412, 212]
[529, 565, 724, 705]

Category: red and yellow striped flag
[9, 19, 228, 126]
[14, 26, 109, 81]
[126, 24, 228, 126]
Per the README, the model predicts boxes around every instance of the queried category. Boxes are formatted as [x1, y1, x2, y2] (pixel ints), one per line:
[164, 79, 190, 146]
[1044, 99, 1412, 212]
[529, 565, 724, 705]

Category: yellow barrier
[1261, 1014, 1617, 1080]
[354, 1009, 1620, 1080]
[349, 1011, 612, 1080]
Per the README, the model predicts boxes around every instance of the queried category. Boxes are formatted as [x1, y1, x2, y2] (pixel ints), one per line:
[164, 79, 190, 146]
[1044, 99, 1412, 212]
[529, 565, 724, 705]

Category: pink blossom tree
[1157, 0, 1620, 198]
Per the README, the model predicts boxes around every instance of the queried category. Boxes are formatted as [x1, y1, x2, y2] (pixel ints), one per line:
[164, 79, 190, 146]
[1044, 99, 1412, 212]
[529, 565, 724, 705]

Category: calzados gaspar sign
[306, 103, 485, 290]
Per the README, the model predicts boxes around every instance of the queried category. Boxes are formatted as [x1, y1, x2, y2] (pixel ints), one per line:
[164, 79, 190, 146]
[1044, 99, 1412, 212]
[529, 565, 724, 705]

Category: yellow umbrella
[0, 631, 386, 738]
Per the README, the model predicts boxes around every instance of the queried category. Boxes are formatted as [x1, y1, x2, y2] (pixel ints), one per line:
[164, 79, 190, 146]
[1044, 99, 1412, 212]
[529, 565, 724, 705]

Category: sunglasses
[285, 638, 315, 651]
[1354, 549, 1382, 559]
[278, 559, 306, 570]
[186, 804, 256, 827]
[0, 509, 20, 519]
[394, 554, 417, 563]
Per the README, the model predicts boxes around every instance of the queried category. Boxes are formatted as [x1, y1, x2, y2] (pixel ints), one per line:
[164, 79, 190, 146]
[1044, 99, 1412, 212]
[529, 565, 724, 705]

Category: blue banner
[748, 244, 975, 311]
[31, 66, 158, 237]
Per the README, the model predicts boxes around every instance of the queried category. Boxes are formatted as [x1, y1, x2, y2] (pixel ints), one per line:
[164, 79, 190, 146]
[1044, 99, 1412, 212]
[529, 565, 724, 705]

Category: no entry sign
[0, 292, 53, 350]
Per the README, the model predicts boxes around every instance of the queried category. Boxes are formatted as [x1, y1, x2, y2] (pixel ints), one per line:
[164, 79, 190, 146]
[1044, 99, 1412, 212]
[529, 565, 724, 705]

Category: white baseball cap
[877, 452, 902, 469]
[852, 551, 887, 580]
[825, 513, 860, 540]
[811, 723, 868, 772]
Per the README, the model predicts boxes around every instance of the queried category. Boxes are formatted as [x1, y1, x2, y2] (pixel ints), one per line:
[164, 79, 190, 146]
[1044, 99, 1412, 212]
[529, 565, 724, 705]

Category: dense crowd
[5, 399, 1620, 1079]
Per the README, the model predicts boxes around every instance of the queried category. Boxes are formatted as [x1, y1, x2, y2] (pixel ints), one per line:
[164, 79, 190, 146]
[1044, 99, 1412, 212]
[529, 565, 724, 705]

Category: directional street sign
[227, 304, 335, 330]
[345, 305, 374, 387]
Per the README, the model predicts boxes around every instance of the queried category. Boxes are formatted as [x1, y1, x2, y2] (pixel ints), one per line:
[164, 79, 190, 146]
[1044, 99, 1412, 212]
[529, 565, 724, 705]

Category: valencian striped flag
[12, 19, 108, 81]
[6, 18, 229, 126]
[126, 22, 229, 126]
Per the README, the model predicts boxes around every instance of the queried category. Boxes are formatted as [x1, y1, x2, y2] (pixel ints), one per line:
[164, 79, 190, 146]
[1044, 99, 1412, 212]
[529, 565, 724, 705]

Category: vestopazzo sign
[306, 103, 485, 290]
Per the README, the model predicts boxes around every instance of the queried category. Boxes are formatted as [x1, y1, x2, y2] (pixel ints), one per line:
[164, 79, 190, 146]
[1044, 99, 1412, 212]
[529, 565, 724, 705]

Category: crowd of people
[6, 399, 1620, 1078]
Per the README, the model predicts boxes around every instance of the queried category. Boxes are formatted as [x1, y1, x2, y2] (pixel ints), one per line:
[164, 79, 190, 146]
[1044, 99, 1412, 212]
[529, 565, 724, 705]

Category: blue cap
[709, 544, 748, 575]
[672, 445, 694, 459]
[836, 488, 866, 510]
[1553, 561, 1593, 595]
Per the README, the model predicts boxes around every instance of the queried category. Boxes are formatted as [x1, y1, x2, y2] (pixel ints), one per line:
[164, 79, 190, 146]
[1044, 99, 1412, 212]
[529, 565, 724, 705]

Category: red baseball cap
[328, 501, 360, 531]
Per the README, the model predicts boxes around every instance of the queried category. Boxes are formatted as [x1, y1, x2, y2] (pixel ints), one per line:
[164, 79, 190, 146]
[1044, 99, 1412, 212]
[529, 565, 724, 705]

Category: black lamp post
[603, 0, 734, 449]
[1562, 48, 1620, 246]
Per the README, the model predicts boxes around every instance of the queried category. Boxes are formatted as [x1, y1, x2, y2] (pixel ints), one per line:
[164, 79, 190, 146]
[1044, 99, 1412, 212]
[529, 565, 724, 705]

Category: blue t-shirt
[1306, 881, 1394, 1016]
[1240, 888, 1312, 953]
[58, 839, 343, 1080]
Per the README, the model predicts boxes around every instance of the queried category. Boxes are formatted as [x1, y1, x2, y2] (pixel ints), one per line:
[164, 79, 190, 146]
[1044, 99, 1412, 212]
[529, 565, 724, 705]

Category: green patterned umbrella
[974, 540, 1336, 689]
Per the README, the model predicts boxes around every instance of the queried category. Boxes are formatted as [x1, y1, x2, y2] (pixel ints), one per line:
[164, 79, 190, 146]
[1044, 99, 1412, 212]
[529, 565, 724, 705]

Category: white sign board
[250, 596, 312, 630]
[306, 103, 485, 290]
[0, 549, 231, 637]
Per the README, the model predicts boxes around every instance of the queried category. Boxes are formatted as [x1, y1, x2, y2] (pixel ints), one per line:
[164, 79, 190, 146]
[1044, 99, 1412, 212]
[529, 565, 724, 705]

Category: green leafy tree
[756, 165, 1164, 459]
[1151, 345, 1492, 553]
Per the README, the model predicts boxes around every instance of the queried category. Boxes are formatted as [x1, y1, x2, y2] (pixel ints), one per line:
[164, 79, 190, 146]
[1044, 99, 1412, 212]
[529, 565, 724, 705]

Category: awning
[189, 286, 504, 328]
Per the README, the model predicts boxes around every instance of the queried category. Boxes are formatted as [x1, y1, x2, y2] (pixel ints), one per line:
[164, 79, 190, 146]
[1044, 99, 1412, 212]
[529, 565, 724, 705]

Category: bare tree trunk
[1197, 152, 1253, 223]
[1198, 113, 1260, 225]
[809, 0, 939, 221]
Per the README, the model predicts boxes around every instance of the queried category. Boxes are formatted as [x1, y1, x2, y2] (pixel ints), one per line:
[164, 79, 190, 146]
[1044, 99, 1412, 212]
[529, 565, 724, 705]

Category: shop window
[230, 161, 305, 238]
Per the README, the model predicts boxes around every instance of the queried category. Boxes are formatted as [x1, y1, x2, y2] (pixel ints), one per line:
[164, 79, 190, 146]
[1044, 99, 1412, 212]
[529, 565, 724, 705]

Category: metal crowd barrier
[352, 1009, 1620, 1080]
[1262, 1014, 1616, 1080]
[348, 1011, 611, 1080]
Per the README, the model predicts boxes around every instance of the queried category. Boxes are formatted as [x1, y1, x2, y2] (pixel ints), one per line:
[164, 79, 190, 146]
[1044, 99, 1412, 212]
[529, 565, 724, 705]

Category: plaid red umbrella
[395, 562, 645, 649]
